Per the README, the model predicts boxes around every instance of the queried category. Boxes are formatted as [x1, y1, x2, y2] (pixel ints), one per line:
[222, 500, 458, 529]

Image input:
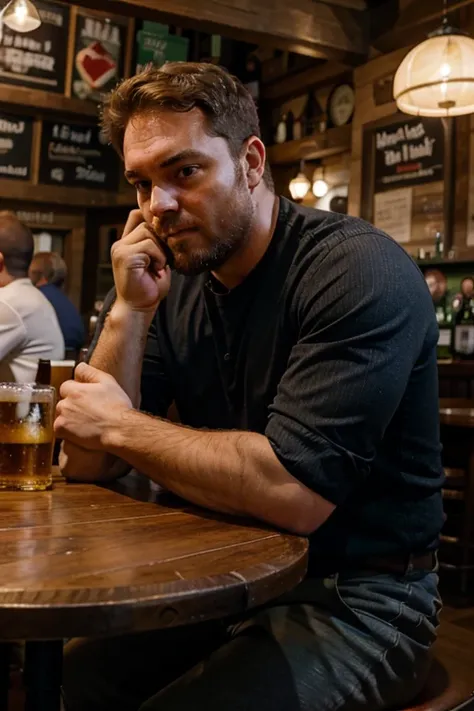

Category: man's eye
[178, 165, 199, 179]
[135, 181, 151, 193]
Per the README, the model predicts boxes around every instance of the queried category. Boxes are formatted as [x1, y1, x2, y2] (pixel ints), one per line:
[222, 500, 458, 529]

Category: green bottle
[453, 297, 474, 359]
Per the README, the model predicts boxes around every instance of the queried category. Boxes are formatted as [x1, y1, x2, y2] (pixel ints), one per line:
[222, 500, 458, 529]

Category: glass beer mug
[0, 383, 55, 490]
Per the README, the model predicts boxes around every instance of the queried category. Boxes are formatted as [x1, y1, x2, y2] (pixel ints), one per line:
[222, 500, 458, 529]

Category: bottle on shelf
[274, 112, 287, 144]
[286, 110, 294, 142]
[436, 302, 452, 360]
[452, 296, 474, 360]
[293, 115, 303, 141]
[434, 231, 444, 259]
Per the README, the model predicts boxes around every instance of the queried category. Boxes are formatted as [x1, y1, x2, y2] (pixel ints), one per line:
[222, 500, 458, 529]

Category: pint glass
[0, 383, 55, 491]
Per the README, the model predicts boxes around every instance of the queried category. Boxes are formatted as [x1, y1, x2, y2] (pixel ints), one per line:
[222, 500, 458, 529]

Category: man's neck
[212, 188, 279, 290]
[0, 272, 20, 288]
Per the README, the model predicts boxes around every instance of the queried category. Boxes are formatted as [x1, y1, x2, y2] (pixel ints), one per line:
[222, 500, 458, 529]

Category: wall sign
[0, 0, 68, 93]
[0, 112, 33, 181]
[374, 117, 444, 193]
[136, 21, 188, 73]
[39, 120, 119, 191]
[72, 11, 126, 103]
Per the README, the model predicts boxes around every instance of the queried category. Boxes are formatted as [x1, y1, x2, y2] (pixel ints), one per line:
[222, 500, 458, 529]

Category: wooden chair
[397, 621, 474, 711]
[438, 399, 474, 596]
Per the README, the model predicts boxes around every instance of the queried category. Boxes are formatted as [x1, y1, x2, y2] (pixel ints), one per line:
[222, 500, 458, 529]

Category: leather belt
[353, 552, 437, 576]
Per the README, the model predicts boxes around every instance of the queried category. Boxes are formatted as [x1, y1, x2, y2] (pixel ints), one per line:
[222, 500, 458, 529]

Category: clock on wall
[327, 83, 355, 127]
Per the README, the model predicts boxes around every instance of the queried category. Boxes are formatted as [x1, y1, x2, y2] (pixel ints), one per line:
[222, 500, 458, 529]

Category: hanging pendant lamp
[393, 0, 474, 117]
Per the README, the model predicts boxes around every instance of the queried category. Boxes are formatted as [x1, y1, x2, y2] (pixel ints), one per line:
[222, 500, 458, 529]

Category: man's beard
[160, 171, 255, 277]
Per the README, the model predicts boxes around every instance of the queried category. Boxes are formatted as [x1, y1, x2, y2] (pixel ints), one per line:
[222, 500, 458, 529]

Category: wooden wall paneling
[30, 119, 42, 185]
[453, 115, 471, 258]
[65, 226, 86, 309]
[64, 5, 78, 99]
[0, 178, 136, 208]
[73, 0, 369, 62]
[0, 83, 98, 118]
[123, 17, 136, 79]
[262, 62, 350, 103]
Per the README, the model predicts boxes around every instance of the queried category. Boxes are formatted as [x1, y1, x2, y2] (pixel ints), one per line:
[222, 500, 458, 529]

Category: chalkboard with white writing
[39, 120, 119, 191]
[373, 117, 444, 193]
[0, 112, 33, 181]
[0, 0, 68, 93]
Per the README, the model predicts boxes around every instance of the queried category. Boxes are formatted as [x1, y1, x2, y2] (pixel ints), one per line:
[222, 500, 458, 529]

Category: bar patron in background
[55, 63, 444, 711]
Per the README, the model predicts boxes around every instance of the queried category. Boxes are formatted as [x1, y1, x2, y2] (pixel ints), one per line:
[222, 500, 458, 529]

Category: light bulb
[289, 172, 311, 201]
[440, 62, 451, 79]
[312, 179, 329, 198]
[14, 0, 27, 24]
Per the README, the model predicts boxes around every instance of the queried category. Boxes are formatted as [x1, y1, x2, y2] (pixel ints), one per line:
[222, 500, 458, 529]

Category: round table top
[0, 470, 308, 640]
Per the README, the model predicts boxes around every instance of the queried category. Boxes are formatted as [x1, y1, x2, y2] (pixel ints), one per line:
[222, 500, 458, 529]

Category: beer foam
[0, 384, 53, 404]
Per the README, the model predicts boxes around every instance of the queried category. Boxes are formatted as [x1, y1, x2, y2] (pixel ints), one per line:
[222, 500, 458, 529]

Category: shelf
[416, 258, 474, 267]
[0, 82, 99, 119]
[0, 178, 136, 208]
[266, 124, 352, 165]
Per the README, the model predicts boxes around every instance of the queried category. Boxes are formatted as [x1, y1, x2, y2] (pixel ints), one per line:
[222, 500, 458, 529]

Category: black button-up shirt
[93, 198, 444, 575]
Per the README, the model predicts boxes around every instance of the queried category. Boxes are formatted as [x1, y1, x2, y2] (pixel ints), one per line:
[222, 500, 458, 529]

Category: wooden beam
[267, 124, 351, 164]
[73, 0, 369, 62]
[320, 0, 367, 9]
[262, 62, 351, 102]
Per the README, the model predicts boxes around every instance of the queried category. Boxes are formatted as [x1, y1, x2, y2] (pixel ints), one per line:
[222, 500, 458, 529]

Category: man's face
[123, 108, 255, 276]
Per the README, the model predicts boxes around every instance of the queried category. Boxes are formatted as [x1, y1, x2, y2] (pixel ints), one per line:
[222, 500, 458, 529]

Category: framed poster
[0, 0, 68, 93]
[0, 112, 33, 181]
[361, 113, 447, 250]
[39, 120, 119, 191]
[71, 10, 127, 103]
[136, 21, 188, 73]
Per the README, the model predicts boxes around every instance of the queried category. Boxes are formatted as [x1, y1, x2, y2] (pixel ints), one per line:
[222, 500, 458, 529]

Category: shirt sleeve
[0, 301, 26, 360]
[86, 287, 173, 418]
[265, 230, 436, 506]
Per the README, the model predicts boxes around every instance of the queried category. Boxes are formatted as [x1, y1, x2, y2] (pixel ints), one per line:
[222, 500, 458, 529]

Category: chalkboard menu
[374, 117, 444, 193]
[0, 0, 68, 93]
[72, 11, 126, 103]
[0, 112, 33, 181]
[39, 121, 119, 191]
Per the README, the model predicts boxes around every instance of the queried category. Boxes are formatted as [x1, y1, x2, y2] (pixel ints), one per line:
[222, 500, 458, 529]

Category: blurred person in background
[29, 251, 85, 356]
[0, 212, 64, 382]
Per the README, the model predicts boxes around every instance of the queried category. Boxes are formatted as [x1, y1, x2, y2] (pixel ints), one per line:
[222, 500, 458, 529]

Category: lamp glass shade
[289, 172, 311, 201]
[3, 0, 41, 32]
[312, 179, 329, 198]
[393, 33, 474, 117]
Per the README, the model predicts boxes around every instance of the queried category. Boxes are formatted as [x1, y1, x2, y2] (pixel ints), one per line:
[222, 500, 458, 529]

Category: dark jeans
[62, 570, 441, 711]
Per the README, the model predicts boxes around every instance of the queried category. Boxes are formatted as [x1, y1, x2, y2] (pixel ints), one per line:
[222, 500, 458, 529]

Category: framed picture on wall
[360, 113, 447, 254]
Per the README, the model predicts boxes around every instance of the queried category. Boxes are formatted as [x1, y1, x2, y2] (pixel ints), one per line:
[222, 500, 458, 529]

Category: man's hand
[54, 363, 133, 451]
[112, 209, 171, 312]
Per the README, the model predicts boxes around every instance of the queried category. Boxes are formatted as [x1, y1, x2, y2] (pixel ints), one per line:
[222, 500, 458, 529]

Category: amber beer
[0, 384, 55, 490]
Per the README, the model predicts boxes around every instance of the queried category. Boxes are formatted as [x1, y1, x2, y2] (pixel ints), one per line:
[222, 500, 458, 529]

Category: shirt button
[224, 353, 231, 362]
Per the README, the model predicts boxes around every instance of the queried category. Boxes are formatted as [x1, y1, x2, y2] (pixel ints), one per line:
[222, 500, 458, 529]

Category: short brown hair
[30, 252, 67, 287]
[101, 62, 273, 188]
[0, 211, 33, 277]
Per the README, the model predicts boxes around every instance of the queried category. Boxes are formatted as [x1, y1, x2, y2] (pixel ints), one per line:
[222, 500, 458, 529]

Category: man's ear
[243, 136, 266, 190]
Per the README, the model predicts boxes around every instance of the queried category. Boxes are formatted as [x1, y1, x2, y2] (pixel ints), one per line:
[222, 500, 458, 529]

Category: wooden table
[0, 470, 308, 711]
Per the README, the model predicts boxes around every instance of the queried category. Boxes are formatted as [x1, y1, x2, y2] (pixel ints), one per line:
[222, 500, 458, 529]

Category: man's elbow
[273, 489, 336, 537]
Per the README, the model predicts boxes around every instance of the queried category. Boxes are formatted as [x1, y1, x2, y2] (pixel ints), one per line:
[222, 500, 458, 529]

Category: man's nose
[150, 186, 179, 217]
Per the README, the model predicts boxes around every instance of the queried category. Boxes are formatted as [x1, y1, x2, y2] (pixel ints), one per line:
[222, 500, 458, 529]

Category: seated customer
[29, 252, 85, 355]
[0, 212, 64, 382]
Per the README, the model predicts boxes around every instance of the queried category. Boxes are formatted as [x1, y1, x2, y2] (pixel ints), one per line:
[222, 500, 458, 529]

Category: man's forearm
[102, 410, 334, 535]
[90, 301, 153, 406]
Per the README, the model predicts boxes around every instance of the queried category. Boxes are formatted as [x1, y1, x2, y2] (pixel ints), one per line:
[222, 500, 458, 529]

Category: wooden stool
[439, 399, 474, 595]
[397, 621, 474, 711]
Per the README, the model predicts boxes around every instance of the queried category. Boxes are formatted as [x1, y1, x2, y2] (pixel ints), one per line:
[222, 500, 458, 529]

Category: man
[56, 63, 444, 711]
[29, 251, 85, 355]
[0, 212, 64, 382]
